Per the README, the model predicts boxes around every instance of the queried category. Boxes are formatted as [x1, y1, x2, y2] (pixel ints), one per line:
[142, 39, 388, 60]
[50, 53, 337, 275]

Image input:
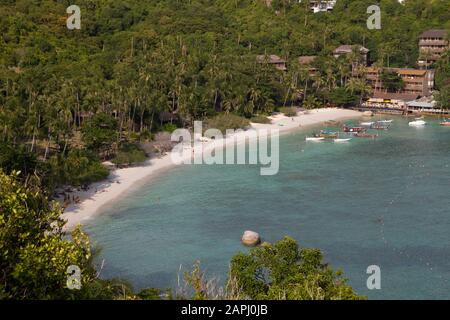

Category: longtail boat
[306, 137, 325, 141]
[354, 132, 378, 138]
[440, 119, 450, 126]
[409, 119, 427, 126]
[343, 125, 366, 133]
[319, 130, 338, 138]
[334, 138, 352, 143]
[377, 120, 393, 124]
[371, 122, 390, 130]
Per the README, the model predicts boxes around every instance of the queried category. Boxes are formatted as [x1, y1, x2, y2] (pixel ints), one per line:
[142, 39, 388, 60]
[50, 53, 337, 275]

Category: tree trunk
[304, 81, 308, 100]
[30, 133, 35, 153]
[140, 109, 145, 133]
[149, 109, 155, 132]
[43, 135, 51, 161]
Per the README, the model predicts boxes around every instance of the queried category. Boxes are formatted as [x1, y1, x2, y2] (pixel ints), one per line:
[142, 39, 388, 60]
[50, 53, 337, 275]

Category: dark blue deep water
[85, 116, 450, 299]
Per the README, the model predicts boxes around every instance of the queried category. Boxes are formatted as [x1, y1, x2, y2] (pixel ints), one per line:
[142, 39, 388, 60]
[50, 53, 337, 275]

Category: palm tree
[312, 72, 325, 92]
[325, 64, 337, 91]
[303, 95, 321, 109]
[298, 67, 311, 101]
[378, 42, 399, 68]
[346, 78, 373, 106]
[337, 57, 351, 87]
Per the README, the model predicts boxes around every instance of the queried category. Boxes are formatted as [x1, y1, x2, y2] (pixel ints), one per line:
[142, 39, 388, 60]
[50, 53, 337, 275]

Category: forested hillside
[0, 0, 449, 190]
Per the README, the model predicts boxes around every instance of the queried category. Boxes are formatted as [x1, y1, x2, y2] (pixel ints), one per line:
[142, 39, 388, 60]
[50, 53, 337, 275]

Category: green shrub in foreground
[182, 237, 365, 300]
[229, 237, 365, 300]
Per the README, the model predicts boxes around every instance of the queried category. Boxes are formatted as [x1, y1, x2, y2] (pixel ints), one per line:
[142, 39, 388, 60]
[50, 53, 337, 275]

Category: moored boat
[409, 120, 427, 126]
[197, 136, 211, 142]
[343, 125, 366, 133]
[334, 138, 352, 143]
[360, 121, 374, 126]
[377, 120, 393, 124]
[371, 123, 390, 130]
[439, 119, 450, 126]
[354, 132, 378, 138]
[319, 130, 338, 138]
[306, 136, 325, 141]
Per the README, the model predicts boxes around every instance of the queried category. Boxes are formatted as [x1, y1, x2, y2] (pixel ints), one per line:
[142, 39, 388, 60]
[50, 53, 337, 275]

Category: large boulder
[241, 231, 261, 247]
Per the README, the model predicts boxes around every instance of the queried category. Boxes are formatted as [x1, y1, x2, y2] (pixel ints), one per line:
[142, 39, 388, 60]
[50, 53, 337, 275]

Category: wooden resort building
[256, 54, 287, 71]
[298, 55, 318, 76]
[298, 0, 337, 13]
[362, 66, 445, 114]
[365, 67, 434, 97]
[333, 45, 369, 66]
[397, 68, 435, 96]
[406, 97, 448, 115]
[418, 29, 449, 68]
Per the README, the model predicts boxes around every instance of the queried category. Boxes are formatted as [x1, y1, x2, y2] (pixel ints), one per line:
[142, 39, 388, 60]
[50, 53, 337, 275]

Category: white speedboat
[334, 138, 352, 143]
[305, 137, 325, 141]
[377, 120, 393, 124]
[360, 122, 374, 126]
[197, 136, 211, 142]
[409, 120, 427, 126]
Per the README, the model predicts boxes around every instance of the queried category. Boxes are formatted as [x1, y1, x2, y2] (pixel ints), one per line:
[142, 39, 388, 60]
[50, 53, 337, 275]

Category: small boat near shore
[409, 119, 427, 126]
[197, 136, 211, 142]
[354, 132, 378, 138]
[360, 121, 375, 126]
[319, 130, 338, 138]
[306, 136, 325, 141]
[371, 123, 390, 130]
[440, 119, 450, 126]
[377, 120, 393, 124]
[343, 125, 366, 133]
[334, 138, 352, 143]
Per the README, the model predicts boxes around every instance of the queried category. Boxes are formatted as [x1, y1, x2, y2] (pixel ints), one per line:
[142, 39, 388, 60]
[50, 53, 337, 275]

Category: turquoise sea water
[85, 116, 450, 299]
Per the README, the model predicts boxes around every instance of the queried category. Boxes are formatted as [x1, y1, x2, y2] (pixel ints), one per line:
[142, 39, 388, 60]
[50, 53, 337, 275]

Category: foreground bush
[0, 171, 137, 300]
[0, 171, 92, 299]
[182, 237, 364, 300]
[229, 237, 364, 300]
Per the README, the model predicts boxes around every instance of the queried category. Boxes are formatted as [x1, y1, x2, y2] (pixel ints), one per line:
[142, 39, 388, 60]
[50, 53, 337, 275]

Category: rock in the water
[241, 231, 261, 246]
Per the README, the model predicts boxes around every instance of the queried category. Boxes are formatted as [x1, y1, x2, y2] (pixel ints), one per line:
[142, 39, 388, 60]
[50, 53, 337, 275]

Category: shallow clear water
[85, 116, 450, 299]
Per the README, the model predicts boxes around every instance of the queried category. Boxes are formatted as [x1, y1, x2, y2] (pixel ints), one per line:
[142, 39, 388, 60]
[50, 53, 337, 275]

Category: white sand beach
[62, 108, 363, 230]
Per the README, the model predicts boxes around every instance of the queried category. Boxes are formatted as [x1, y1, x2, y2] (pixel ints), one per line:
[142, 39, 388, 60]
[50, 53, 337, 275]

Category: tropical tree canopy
[229, 237, 365, 300]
